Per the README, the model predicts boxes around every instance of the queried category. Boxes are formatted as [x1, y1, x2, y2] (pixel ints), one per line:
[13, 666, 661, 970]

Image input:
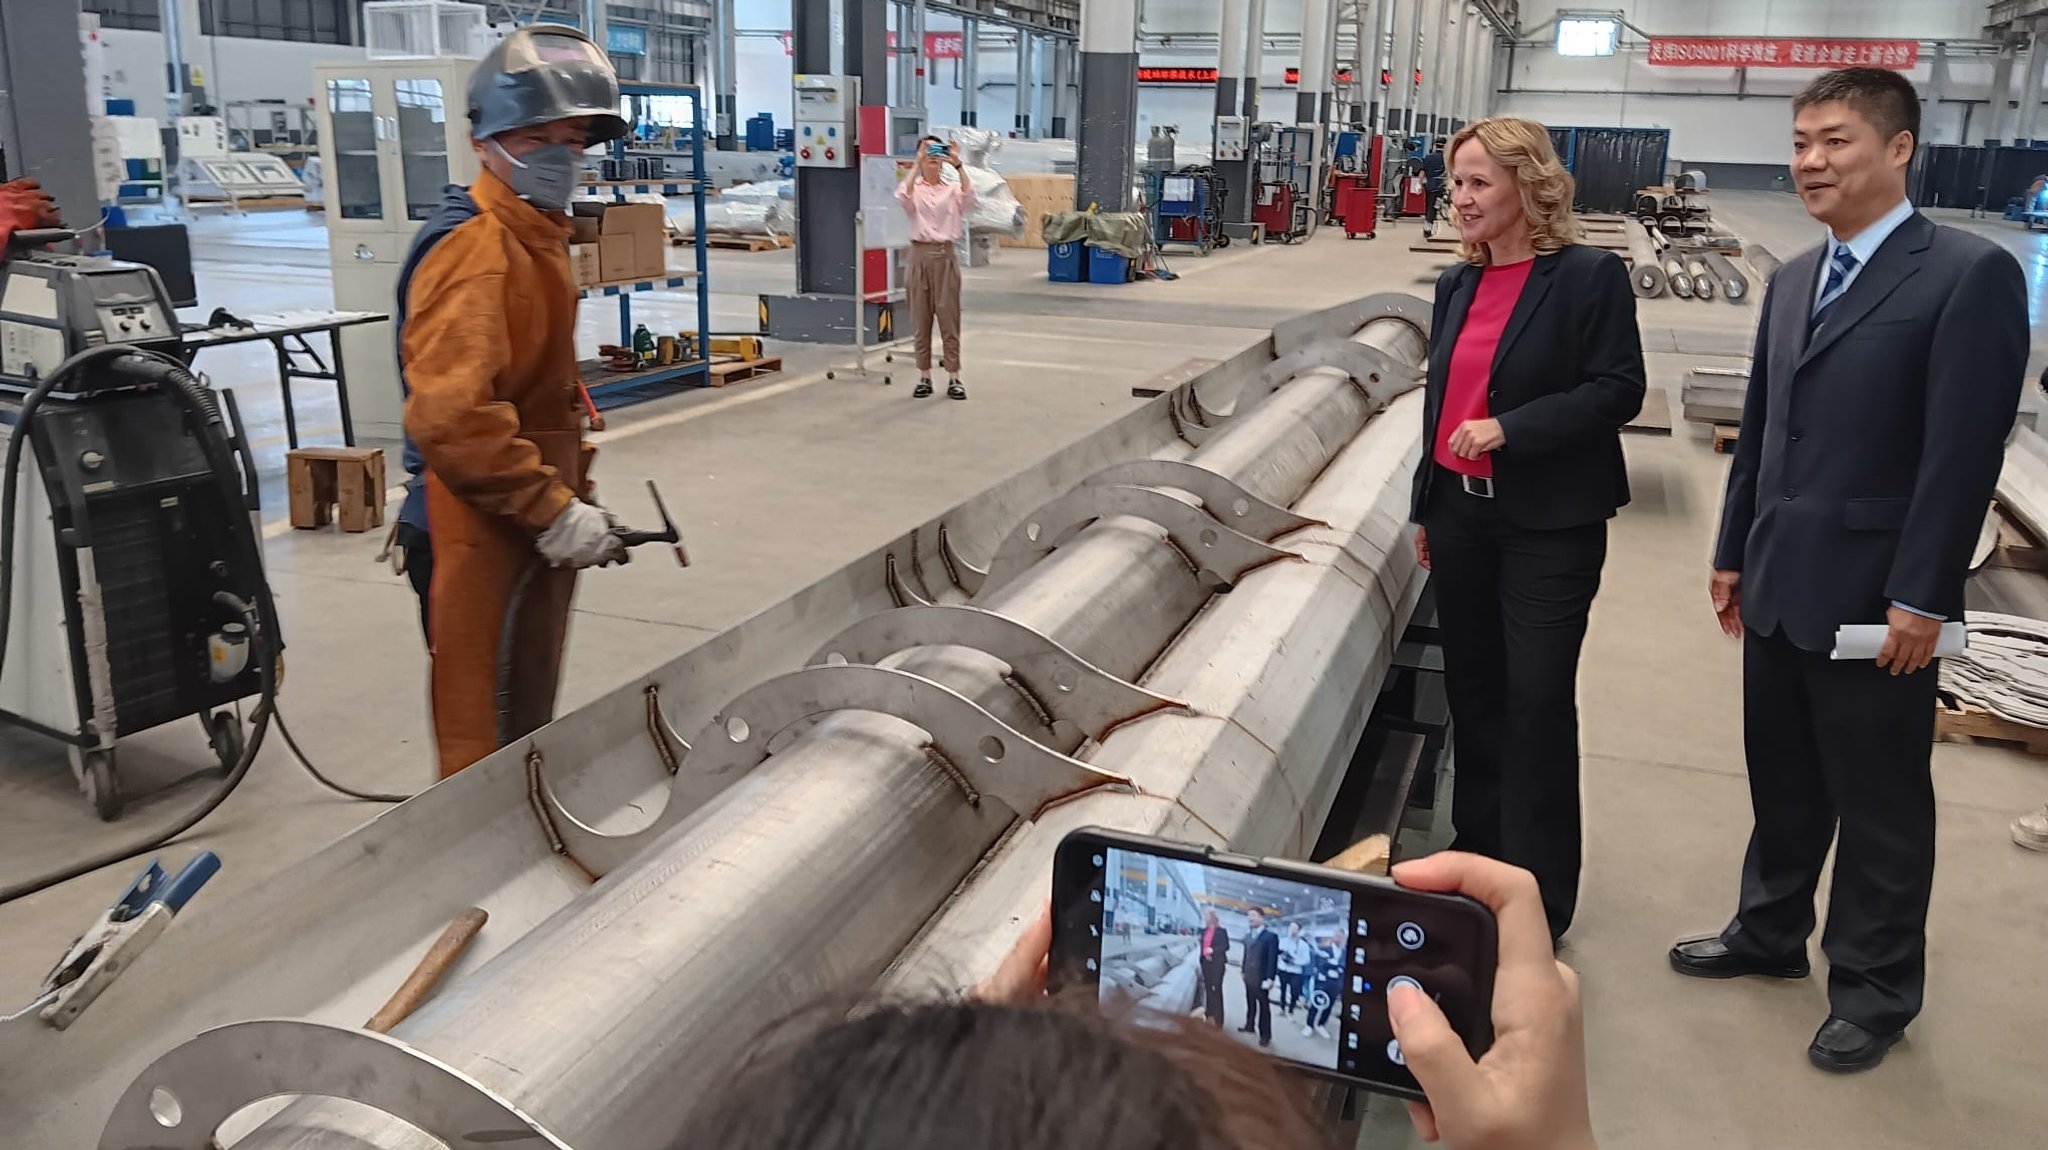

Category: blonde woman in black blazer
[1410, 117, 1646, 941]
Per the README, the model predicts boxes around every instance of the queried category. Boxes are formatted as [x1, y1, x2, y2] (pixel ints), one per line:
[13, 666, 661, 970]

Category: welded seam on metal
[96, 1019, 574, 1150]
[809, 604, 1190, 740]
[645, 685, 686, 775]
[536, 664, 1135, 877]
[525, 748, 596, 883]
[885, 551, 931, 608]
[980, 484, 1301, 598]
[1080, 459, 1326, 539]
[908, 527, 936, 602]
[937, 522, 974, 594]
[923, 745, 982, 806]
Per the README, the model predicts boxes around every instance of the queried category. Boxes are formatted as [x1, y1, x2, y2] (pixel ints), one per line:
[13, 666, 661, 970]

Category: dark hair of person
[672, 998, 1337, 1150]
[1793, 67, 1921, 153]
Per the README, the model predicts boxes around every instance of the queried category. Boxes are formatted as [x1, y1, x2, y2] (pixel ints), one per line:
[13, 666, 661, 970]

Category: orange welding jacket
[402, 168, 592, 778]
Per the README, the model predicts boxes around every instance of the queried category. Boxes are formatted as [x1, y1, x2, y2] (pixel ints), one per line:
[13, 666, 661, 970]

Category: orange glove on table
[0, 178, 63, 251]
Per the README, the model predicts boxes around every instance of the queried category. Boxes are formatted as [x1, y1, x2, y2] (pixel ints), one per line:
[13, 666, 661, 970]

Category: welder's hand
[536, 500, 629, 569]
[0, 178, 61, 232]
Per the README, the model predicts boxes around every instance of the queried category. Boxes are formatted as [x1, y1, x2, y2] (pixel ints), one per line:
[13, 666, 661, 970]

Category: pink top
[895, 172, 976, 244]
[1433, 259, 1535, 478]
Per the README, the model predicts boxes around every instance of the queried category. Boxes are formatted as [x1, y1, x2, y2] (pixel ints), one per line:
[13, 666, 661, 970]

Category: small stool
[288, 446, 387, 532]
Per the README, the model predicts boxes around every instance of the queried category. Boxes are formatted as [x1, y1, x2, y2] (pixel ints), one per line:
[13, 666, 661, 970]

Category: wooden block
[1320, 833, 1392, 877]
[287, 446, 383, 532]
[287, 454, 325, 529]
[1712, 425, 1740, 454]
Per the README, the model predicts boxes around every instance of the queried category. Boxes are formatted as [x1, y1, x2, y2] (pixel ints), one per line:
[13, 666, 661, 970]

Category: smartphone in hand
[1049, 827, 1497, 1100]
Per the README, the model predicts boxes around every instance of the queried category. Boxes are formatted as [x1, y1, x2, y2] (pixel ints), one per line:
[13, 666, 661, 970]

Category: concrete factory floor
[3, 193, 2047, 1148]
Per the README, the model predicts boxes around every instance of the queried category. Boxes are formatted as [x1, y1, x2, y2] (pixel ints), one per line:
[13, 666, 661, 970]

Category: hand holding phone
[1384, 852, 1596, 1150]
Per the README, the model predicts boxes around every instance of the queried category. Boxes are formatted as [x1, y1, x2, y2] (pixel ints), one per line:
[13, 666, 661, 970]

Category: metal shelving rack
[581, 81, 712, 404]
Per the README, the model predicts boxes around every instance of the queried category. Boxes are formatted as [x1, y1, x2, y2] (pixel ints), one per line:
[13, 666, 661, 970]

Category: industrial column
[1298, 0, 1331, 123]
[1422, 0, 1450, 138]
[1318, 0, 1340, 125]
[1390, 0, 1418, 134]
[0, 0, 96, 218]
[1075, 0, 1139, 212]
[760, 0, 897, 343]
[1017, 30, 1035, 137]
[1365, 0, 1390, 134]
[1988, 39, 2016, 144]
[1213, 0, 1253, 222]
[160, 0, 207, 116]
[714, 0, 738, 148]
[1050, 38, 1075, 137]
[2019, 32, 2047, 146]
[1447, 2, 1469, 134]
[961, 18, 979, 126]
[1244, 0, 1267, 124]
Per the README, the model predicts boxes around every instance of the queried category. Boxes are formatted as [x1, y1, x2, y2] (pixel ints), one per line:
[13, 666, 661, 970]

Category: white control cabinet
[793, 74, 858, 168]
[1214, 116, 1249, 161]
[312, 55, 479, 439]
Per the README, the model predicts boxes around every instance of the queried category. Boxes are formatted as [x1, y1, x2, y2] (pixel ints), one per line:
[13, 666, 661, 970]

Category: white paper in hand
[1830, 622, 1968, 661]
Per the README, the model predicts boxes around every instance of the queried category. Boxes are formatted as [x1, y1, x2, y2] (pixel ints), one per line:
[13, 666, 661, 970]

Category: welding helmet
[467, 25, 628, 146]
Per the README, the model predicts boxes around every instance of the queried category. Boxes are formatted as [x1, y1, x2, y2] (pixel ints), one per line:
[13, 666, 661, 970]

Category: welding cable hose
[0, 350, 405, 906]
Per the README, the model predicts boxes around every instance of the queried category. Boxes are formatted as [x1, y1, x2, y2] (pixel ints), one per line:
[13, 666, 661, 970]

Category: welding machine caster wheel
[825, 370, 835, 379]
[81, 749, 122, 822]
[207, 711, 245, 774]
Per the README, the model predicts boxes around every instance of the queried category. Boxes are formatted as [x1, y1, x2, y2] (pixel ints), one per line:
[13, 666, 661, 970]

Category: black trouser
[1723, 627, 1937, 1034]
[397, 521, 434, 643]
[1280, 969, 1300, 1012]
[1423, 471, 1607, 936]
[1199, 968, 1226, 1025]
[1241, 977, 1272, 1041]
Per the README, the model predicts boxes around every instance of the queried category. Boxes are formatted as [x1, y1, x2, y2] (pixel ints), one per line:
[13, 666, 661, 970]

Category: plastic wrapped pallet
[667, 199, 792, 239]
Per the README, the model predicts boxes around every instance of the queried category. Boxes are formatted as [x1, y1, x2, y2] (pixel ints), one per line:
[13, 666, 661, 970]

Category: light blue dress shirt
[1810, 197, 1940, 621]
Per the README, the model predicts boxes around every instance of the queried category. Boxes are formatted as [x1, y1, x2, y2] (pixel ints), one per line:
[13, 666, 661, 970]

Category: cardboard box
[570, 243, 601, 287]
[599, 202, 668, 281]
[568, 213, 603, 244]
[598, 233, 635, 283]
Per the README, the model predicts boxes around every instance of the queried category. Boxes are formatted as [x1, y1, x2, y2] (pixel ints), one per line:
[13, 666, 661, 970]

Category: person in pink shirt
[895, 136, 976, 399]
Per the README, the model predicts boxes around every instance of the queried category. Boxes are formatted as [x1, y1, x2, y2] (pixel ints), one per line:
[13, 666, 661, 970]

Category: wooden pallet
[1712, 424, 1741, 454]
[707, 355, 783, 386]
[287, 446, 385, 533]
[1985, 502, 2048, 572]
[1936, 699, 2048, 755]
[693, 233, 794, 251]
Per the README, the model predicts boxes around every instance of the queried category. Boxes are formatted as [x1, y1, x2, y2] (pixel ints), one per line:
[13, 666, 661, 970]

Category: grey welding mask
[467, 24, 628, 146]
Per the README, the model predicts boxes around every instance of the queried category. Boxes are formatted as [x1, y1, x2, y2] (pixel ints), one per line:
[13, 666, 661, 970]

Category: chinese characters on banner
[1646, 38, 1919, 70]
[782, 31, 966, 60]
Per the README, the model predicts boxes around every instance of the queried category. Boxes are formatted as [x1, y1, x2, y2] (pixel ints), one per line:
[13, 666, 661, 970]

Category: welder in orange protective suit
[0, 178, 63, 250]
[397, 25, 631, 778]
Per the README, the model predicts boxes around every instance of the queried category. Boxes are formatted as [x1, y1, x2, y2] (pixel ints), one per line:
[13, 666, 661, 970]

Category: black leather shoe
[947, 380, 967, 400]
[913, 379, 934, 398]
[1808, 1017, 1902, 1073]
[1668, 936, 1810, 980]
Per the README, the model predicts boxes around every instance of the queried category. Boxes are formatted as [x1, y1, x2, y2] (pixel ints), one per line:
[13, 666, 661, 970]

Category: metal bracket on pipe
[972, 484, 1301, 598]
[809, 604, 1187, 740]
[886, 549, 933, 607]
[540, 664, 1131, 877]
[1268, 292, 1433, 357]
[1080, 459, 1325, 540]
[1236, 338, 1424, 421]
[98, 1018, 572, 1150]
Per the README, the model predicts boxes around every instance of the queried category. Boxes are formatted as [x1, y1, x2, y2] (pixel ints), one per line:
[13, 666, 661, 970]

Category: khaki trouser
[908, 240, 962, 375]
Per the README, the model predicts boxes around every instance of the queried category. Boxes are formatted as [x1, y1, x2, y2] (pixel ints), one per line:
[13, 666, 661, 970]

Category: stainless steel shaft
[232, 318, 1429, 1150]
[1624, 221, 1665, 299]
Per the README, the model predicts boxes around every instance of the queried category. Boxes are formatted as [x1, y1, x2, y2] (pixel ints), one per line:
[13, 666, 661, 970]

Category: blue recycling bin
[1048, 241, 1086, 283]
[1087, 245, 1132, 284]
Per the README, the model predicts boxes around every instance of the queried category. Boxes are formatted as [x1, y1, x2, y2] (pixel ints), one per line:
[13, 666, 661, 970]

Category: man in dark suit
[1237, 910, 1280, 1047]
[1679, 68, 2027, 1073]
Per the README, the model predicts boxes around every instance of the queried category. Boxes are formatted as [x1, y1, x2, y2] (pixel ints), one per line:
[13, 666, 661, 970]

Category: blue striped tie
[1812, 245, 1858, 331]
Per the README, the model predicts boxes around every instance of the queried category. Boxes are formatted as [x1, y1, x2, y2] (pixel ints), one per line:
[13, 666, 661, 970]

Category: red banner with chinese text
[1646, 38, 1919, 70]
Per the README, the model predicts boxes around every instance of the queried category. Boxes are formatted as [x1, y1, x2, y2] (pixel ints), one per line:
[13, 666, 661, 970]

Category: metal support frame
[536, 663, 1132, 877]
[1240, 338, 1425, 417]
[98, 1019, 572, 1150]
[967, 484, 1303, 596]
[810, 604, 1188, 737]
[1080, 459, 1326, 538]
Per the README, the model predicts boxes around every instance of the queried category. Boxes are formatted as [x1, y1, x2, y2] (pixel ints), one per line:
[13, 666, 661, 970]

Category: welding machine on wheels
[0, 228, 278, 820]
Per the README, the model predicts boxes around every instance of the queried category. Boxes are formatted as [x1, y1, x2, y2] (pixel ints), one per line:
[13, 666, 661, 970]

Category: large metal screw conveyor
[3, 293, 1437, 1150]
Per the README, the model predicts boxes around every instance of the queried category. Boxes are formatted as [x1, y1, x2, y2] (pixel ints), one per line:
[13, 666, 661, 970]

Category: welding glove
[535, 499, 629, 569]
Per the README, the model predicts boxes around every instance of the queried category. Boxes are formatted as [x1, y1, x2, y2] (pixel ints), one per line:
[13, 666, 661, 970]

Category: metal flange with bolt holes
[1268, 292, 1433, 357]
[1079, 459, 1326, 540]
[1237, 338, 1426, 420]
[99, 1018, 571, 1150]
[975, 484, 1301, 598]
[808, 604, 1188, 740]
[538, 663, 1132, 876]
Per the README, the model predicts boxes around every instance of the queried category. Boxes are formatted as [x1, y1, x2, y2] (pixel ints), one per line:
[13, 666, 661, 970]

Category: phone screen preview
[1073, 845, 1483, 1090]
